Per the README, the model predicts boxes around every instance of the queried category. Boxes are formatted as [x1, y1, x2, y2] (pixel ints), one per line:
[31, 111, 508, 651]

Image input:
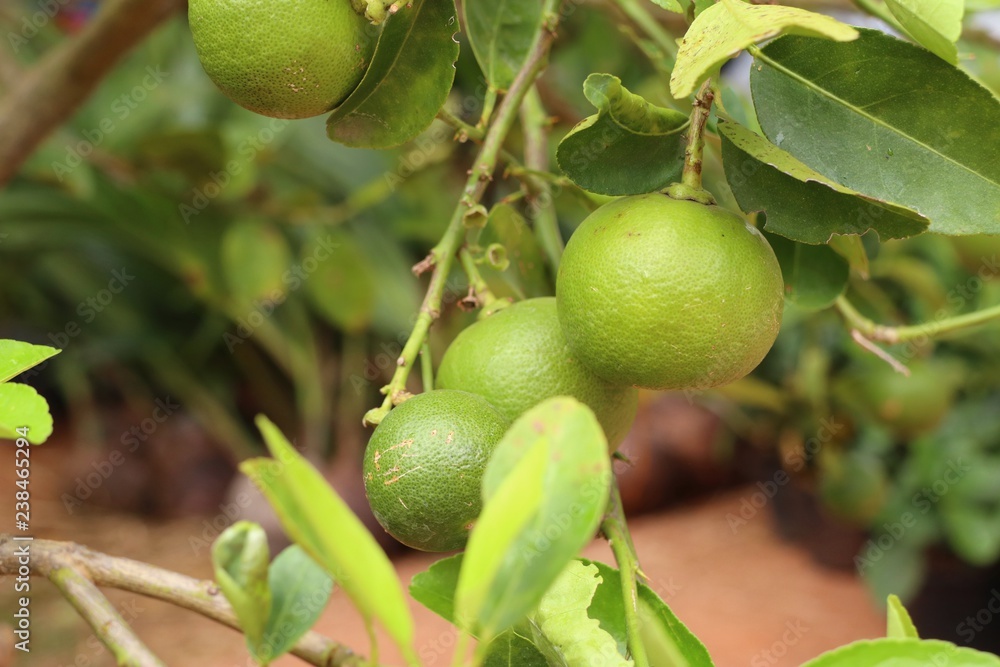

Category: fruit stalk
[671, 78, 716, 204]
[602, 479, 651, 667]
[363, 0, 565, 426]
[836, 294, 1000, 345]
[458, 247, 504, 315]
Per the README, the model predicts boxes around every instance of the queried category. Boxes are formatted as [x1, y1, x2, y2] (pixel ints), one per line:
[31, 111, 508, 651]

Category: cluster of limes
[364, 193, 785, 551]
[187, 3, 786, 552]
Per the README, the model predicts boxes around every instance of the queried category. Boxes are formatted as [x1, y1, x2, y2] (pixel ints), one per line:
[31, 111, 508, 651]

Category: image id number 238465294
[12, 426, 32, 653]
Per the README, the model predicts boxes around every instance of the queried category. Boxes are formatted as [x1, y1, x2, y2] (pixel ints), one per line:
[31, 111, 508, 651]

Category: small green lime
[189, 0, 375, 119]
[363, 390, 508, 552]
[436, 298, 637, 448]
[556, 193, 784, 390]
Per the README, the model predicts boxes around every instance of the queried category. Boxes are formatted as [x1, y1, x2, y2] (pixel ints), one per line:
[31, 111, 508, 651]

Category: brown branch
[0, 535, 361, 667]
[0, 0, 185, 187]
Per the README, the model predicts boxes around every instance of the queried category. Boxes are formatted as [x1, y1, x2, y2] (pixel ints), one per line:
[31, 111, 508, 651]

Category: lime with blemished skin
[556, 193, 785, 391]
[362, 390, 509, 552]
[436, 298, 638, 449]
[188, 0, 376, 119]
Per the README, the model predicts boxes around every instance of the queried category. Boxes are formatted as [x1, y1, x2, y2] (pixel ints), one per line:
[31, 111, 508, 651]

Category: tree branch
[0, 536, 360, 667]
[0, 0, 185, 186]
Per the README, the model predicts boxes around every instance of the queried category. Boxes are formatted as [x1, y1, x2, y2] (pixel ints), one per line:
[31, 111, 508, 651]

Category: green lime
[189, 0, 375, 119]
[436, 298, 637, 448]
[556, 193, 784, 390]
[362, 390, 508, 552]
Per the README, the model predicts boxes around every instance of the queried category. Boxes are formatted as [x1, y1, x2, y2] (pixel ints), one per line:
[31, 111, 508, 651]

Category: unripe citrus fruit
[556, 193, 784, 390]
[188, 0, 375, 119]
[363, 390, 508, 552]
[436, 298, 638, 448]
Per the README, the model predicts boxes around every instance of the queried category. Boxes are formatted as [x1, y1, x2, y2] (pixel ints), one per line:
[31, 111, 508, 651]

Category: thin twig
[0, 536, 359, 667]
[835, 294, 1000, 345]
[601, 480, 650, 667]
[0, 0, 184, 186]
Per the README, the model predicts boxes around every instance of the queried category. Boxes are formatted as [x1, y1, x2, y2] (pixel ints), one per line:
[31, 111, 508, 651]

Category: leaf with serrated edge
[557, 74, 688, 195]
[670, 0, 857, 98]
[464, 0, 545, 90]
[886, 595, 919, 639]
[720, 121, 928, 244]
[751, 29, 1000, 236]
[531, 561, 632, 666]
[885, 0, 963, 63]
[327, 0, 459, 149]
[802, 638, 1000, 666]
[241, 417, 417, 664]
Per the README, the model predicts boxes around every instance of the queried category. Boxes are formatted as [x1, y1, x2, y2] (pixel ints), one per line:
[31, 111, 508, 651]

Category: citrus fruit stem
[836, 293, 1000, 345]
[420, 342, 434, 391]
[363, 0, 564, 427]
[675, 78, 716, 202]
[602, 478, 651, 667]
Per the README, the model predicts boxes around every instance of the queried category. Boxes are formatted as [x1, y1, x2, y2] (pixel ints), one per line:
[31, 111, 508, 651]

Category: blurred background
[2, 0, 1000, 665]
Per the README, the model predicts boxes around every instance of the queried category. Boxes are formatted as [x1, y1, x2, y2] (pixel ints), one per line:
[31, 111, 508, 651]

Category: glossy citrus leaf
[801, 638, 1000, 666]
[261, 546, 334, 662]
[583, 559, 715, 667]
[327, 0, 460, 149]
[886, 594, 919, 639]
[463, 0, 545, 90]
[885, 0, 963, 63]
[212, 522, 272, 657]
[221, 219, 292, 304]
[0, 340, 60, 383]
[410, 554, 463, 623]
[765, 231, 849, 310]
[556, 74, 687, 196]
[0, 383, 54, 444]
[241, 417, 418, 665]
[751, 29, 1000, 236]
[670, 0, 858, 98]
[455, 397, 611, 642]
[719, 121, 929, 243]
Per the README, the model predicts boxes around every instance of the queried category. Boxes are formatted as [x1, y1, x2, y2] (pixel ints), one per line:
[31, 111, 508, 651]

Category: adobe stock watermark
[50, 67, 169, 180]
[7, 0, 70, 53]
[957, 588, 1000, 644]
[726, 417, 843, 534]
[61, 397, 180, 513]
[750, 619, 810, 666]
[179, 118, 289, 223]
[854, 457, 971, 574]
[223, 234, 340, 351]
[48, 267, 135, 350]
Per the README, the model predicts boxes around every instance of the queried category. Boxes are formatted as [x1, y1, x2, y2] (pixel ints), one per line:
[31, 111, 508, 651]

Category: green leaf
[719, 121, 929, 243]
[260, 545, 334, 662]
[669, 0, 858, 98]
[0, 384, 55, 445]
[212, 522, 273, 659]
[483, 627, 549, 667]
[302, 230, 375, 334]
[463, 0, 545, 90]
[886, 594, 919, 639]
[765, 231, 849, 310]
[241, 417, 417, 664]
[0, 340, 60, 383]
[221, 220, 292, 304]
[410, 553, 464, 623]
[584, 559, 715, 667]
[327, 0, 460, 149]
[455, 397, 611, 642]
[828, 234, 870, 279]
[556, 74, 688, 196]
[531, 561, 632, 666]
[885, 0, 963, 63]
[801, 638, 1000, 666]
[751, 29, 1000, 236]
